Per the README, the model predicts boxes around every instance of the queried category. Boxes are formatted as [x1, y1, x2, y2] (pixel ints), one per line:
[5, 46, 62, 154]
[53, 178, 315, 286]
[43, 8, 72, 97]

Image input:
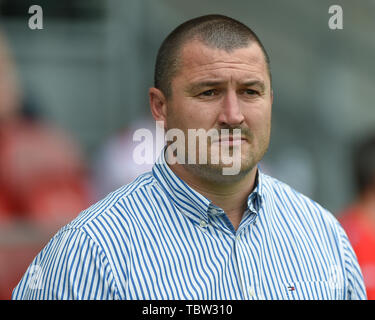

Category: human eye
[243, 88, 259, 96]
[199, 89, 218, 97]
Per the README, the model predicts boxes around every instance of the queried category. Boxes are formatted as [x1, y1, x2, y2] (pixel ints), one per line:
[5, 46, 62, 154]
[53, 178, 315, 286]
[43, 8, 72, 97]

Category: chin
[185, 158, 255, 184]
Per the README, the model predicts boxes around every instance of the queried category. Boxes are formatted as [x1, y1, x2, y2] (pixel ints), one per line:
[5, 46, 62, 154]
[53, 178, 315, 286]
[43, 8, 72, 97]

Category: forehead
[176, 40, 268, 83]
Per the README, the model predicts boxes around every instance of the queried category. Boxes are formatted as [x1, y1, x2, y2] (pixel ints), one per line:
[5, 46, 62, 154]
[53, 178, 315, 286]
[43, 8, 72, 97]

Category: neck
[168, 160, 258, 230]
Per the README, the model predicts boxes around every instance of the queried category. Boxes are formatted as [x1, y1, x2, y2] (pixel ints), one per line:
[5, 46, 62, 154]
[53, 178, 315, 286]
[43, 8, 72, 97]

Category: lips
[212, 136, 247, 145]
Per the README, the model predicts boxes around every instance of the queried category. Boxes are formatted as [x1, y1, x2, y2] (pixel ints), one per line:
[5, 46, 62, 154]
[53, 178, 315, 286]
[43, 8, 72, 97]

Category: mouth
[212, 136, 248, 146]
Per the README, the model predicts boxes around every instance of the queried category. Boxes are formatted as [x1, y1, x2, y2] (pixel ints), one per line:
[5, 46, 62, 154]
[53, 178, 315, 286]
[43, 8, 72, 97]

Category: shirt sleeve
[337, 222, 367, 300]
[12, 227, 119, 300]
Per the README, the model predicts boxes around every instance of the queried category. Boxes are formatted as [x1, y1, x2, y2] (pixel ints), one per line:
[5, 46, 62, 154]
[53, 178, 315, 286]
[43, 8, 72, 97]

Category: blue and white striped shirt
[13, 149, 366, 300]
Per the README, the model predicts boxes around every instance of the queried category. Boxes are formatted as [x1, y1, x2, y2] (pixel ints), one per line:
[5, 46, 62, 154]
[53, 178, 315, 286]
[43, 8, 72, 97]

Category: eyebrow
[185, 79, 265, 93]
[185, 81, 222, 93]
[242, 80, 265, 92]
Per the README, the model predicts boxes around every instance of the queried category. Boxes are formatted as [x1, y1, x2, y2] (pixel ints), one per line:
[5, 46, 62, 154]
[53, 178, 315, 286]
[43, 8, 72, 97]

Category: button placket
[234, 232, 250, 299]
[235, 224, 260, 299]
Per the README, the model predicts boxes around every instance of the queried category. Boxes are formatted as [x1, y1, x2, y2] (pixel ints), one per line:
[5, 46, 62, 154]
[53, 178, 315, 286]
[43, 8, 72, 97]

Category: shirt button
[236, 235, 240, 241]
[248, 286, 255, 297]
[211, 208, 218, 215]
[199, 220, 207, 228]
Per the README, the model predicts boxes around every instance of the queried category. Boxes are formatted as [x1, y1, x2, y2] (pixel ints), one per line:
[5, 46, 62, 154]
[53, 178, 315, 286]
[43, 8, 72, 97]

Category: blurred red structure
[338, 133, 375, 300]
[0, 31, 91, 299]
[0, 119, 91, 299]
[340, 207, 375, 300]
[0, 119, 90, 226]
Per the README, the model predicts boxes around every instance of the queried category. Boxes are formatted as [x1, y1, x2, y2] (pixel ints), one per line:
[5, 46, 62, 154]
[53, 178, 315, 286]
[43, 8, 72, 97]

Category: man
[339, 133, 375, 299]
[13, 15, 366, 300]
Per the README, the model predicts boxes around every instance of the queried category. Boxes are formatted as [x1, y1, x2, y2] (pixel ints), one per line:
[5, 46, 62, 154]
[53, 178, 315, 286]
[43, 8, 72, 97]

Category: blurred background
[0, 0, 374, 299]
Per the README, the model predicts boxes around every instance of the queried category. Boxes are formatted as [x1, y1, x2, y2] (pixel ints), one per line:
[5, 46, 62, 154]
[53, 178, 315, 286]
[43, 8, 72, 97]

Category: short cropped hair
[154, 14, 271, 99]
[353, 133, 375, 193]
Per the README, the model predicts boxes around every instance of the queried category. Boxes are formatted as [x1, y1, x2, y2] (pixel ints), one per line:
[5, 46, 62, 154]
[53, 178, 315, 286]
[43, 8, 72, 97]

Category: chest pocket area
[283, 281, 344, 300]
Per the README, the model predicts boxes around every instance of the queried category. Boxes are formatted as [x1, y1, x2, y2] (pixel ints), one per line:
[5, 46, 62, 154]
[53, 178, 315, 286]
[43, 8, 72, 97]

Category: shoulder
[260, 174, 367, 299]
[60, 171, 157, 239]
[12, 174, 159, 300]
[260, 172, 364, 278]
[260, 172, 342, 235]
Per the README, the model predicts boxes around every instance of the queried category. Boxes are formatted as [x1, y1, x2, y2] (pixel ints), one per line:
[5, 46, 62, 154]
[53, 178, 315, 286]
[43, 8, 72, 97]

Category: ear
[149, 87, 168, 130]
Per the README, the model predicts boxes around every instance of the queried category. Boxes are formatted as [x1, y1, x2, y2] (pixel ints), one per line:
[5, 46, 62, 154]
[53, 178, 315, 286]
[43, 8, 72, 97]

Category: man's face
[163, 40, 272, 182]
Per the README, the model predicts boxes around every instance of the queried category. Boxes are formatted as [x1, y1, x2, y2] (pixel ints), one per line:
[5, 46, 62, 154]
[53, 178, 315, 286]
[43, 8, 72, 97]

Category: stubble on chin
[181, 144, 256, 184]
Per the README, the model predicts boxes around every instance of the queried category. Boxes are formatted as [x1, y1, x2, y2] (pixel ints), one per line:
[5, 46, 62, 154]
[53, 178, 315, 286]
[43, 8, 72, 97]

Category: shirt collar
[152, 147, 264, 226]
[247, 169, 264, 214]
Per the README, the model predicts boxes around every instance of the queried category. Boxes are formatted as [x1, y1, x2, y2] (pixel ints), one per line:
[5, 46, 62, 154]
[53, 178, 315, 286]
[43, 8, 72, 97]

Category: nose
[217, 90, 245, 127]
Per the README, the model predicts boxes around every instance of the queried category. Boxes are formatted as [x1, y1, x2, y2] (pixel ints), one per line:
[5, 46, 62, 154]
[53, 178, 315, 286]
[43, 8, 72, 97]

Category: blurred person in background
[0, 30, 91, 299]
[92, 116, 160, 201]
[339, 132, 375, 300]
